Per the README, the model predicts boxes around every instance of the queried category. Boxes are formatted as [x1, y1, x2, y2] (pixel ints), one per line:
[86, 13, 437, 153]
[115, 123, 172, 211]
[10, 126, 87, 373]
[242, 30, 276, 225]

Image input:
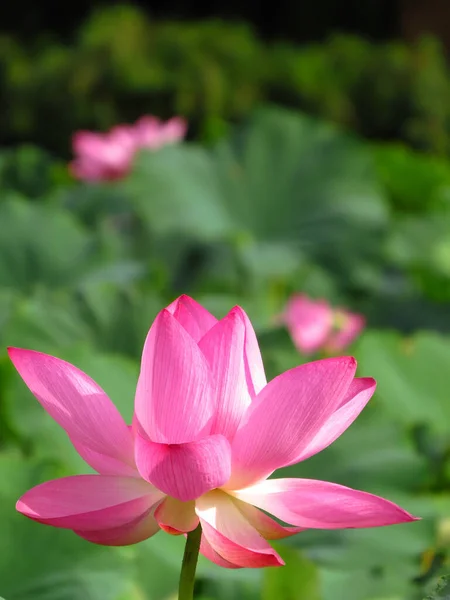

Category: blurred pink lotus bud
[281, 294, 365, 355]
[70, 126, 136, 181]
[134, 116, 188, 149]
[70, 116, 187, 182]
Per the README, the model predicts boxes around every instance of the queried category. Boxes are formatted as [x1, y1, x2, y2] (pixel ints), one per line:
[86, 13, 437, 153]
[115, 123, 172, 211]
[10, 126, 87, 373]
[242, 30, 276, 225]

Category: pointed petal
[291, 377, 376, 463]
[166, 295, 218, 342]
[134, 310, 213, 443]
[232, 479, 418, 529]
[135, 433, 231, 501]
[75, 510, 161, 546]
[8, 348, 134, 466]
[227, 357, 357, 489]
[199, 308, 251, 439]
[17, 475, 164, 531]
[200, 534, 241, 568]
[154, 497, 199, 534]
[239, 308, 267, 397]
[195, 490, 284, 568]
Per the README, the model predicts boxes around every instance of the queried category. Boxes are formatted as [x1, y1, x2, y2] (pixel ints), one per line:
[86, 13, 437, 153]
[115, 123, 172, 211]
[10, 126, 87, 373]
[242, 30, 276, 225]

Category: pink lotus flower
[70, 116, 187, 182]
[282, 294, 365, 355]
[9, 296, 415, 569]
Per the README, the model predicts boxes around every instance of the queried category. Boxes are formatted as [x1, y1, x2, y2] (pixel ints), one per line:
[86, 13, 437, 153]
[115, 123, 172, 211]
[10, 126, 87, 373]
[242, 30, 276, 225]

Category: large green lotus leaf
[75, 283, 162, 357]
[1, 292, 91, 352]
[0, 197, 142, 295]
[213, 107, 389, 285]
[215, 108, 388, 239]
[386, 214, 450, 302]
[0, 197, 92, 292]
[355, 330, 450, 433]
[125, 144, 233, 241]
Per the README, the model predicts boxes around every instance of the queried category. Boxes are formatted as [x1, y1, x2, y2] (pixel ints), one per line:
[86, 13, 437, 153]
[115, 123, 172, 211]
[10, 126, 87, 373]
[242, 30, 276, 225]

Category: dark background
[0, 0, 415, 42]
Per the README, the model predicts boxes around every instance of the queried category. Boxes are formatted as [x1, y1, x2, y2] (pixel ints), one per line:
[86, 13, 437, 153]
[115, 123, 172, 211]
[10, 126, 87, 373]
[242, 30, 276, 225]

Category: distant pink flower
[134, 116, 187, 149]
[282, 294, 365, 355]
[9, 295, 415, 569]
[70, 116, 187, 182]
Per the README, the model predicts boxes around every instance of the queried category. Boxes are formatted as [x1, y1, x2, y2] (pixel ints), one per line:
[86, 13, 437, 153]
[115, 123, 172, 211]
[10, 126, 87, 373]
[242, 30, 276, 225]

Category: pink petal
[72, 131, 104, 156]
[239, 308, 267, 397]
[227, 357, 357, 489]
[8, 348, 135, 467]
[234, 499, 303, 540]
[71, 128, 135, 181]
[232, 478, 418, 529]
[134, 309, 214, 443]
[199, 308, 252, 439]
[195, 491, 284, 568]
[327, 311, 365, 353]
[75, 509, 160, 546]
[134, 433, 231, 501]
[160, 117, 188, 143]
[17, 475, 164, 531]
[291, 377, 376, 463]
[200, 534, 241, 568]
[166, 295, 218, 342]
[154, 497, 199, 534]
[284, 295, 334, 354]
[71, 438, 139, 477]
[134, 116, 186, 149]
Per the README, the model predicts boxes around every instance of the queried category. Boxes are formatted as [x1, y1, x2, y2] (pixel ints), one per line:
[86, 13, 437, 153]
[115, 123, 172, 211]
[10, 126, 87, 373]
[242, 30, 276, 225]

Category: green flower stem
[178, 524, 202, 600]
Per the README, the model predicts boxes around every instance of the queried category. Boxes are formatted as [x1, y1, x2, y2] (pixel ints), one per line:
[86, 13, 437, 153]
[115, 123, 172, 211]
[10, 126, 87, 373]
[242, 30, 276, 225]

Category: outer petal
[227, 357, 357, 489]
[75, 510, 161, 546]
[232, 479, 418, 529]
[17, 475, 164, 530]
[134, 309, 213, 443]
[196, 491, 284, 568]
[135, 433, 231, 502]
[284, 295, 334, 354]
[234, 498, 303, 540]
[71, 439, 139, 477]
[8, 348, 135, 467]
[290, 377, 376, 464]
[166, 295, 218, 342]
[199, 308, 251, 439]
[200, 534, 241, 568]
[239, 308, 267, 397]
[154, 497, 199, 534]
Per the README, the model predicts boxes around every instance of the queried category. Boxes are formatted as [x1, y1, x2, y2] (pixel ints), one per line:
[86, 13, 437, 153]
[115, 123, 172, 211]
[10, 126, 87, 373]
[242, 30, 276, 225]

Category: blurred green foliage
[1, 84, 450, 599]
[3, 5, 450, 156]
